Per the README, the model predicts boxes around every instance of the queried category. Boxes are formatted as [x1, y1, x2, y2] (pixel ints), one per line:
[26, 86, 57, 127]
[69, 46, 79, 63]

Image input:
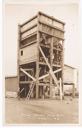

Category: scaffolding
[18, 11, 65, 99]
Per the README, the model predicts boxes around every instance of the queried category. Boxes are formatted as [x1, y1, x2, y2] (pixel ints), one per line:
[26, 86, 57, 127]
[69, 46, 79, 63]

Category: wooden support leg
[36, 20, 40, 99]
[61, 40, 64, 99]
[20, 68, 36, 81]
[39, 68, 62, 80]
[59, 78, 63, 100]
[18, 25, 21, 99]
[39, 46, 59, 88]
[72, 84, 75, 98]
[50, 78, 52, 98]
[36, 62, 39, 99]
[50, 37, 53, 98]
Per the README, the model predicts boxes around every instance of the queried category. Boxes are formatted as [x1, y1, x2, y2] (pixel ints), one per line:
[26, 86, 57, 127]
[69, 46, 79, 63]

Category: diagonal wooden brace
[39, 46, 59, 88]
[20, 68, 36, 82]
[39, 68, 62, 80]
[20, 67, 61, 85]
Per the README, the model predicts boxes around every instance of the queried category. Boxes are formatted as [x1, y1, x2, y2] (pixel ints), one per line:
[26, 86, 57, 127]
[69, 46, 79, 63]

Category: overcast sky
[5, 1, 80, 76]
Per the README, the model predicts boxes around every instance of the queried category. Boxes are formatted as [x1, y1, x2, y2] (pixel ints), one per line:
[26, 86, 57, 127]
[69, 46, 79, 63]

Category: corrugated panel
[19, 43, 37, 64]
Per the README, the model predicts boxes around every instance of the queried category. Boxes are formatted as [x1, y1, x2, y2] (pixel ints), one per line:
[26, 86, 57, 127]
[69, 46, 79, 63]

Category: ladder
[26, 82, 35, 100]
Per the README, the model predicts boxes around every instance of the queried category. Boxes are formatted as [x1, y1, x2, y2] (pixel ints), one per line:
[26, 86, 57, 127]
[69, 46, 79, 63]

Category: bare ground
[5, 97, 79, 124]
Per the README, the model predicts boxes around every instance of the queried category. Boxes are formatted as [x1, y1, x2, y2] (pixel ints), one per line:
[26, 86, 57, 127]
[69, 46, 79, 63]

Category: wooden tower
[18, 12, 65, 99]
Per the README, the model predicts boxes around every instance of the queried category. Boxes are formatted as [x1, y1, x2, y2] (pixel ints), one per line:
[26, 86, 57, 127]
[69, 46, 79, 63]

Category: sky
[5, 1, 80, 76]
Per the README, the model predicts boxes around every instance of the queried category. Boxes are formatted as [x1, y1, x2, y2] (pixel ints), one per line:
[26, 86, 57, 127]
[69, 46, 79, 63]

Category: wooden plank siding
[19, 43, 37, 65]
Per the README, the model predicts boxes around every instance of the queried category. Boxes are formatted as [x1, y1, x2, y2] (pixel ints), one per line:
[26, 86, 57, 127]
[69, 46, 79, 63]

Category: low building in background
[63, 65, 78, 96]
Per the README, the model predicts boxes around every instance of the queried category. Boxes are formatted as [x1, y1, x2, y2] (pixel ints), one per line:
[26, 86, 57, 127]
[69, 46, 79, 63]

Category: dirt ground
[5, 97, 79, 124]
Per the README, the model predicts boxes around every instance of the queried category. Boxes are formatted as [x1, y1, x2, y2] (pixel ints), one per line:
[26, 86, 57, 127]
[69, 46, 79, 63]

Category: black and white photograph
[3, 0, 82, 126]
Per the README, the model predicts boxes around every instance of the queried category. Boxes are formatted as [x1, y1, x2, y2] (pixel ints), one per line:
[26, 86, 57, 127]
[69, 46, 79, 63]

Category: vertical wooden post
[36, 13, 40, 99]
[72, 84, 75, 98]
[17, 24, 21, 95]
[72, 69, 77, 98]
[50, 36, 54, 98]
[61, 40, 64, 99]
[59, 78, 63, 100]
[43, 86, 45, 99]
[50, 20, 54, 98]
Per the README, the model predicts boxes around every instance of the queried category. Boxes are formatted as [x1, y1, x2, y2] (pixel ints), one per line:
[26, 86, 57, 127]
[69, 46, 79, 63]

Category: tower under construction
[18, 12, 65, 99]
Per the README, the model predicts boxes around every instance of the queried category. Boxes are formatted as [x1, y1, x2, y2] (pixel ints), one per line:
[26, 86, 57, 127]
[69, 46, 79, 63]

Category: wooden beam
[20, 68, 36, 81]
[35, 12, 40, 99]
[20, 40, 37, 49]
[20, 68, 61, 83]
[39, 68, 62, 80]
[39, 62, 61, 67]
[20, 88, 25, 94]
[38, 11, 65, 25]
[20, 15, 37, 27]
[72, 84, 75, 98]
[59, 78, 63, 100]
[39, 30, 64, 40]
[39, 20, 64, 32]
[22, 68, 33, 71]
[21, 31, 37, 41]
[18, 25, 21, 91]
[50, 34, 53, 98]
[21, 24, 37, 34]
[19, 81, 32, 84]
[39, 46, 59, 88]
[61, 40, 64, 97]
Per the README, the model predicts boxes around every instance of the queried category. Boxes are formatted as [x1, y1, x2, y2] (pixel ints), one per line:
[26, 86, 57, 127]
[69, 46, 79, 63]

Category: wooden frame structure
[18, 12, 65, 99]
